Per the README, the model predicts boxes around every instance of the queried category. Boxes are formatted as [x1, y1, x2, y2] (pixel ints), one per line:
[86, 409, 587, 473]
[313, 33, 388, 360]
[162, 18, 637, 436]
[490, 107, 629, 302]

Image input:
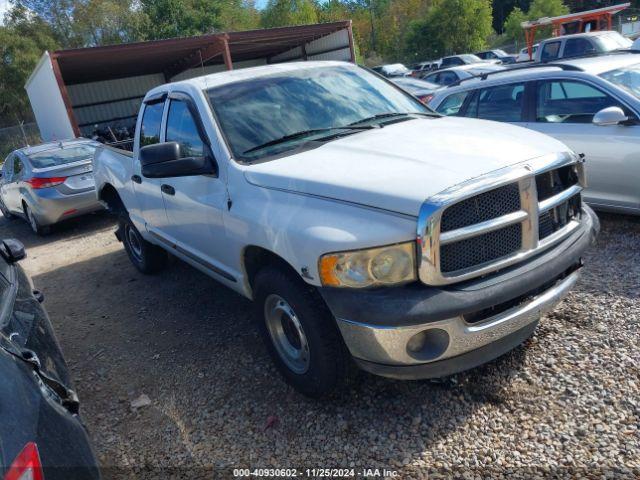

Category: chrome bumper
[336, 269, 580, 367]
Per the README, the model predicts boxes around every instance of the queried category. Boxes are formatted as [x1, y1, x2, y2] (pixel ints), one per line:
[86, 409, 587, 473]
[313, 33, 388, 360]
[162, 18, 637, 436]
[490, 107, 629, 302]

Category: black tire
[253, 266, 351, 397]
[0, 197, 14, 220]
[120, 215, 167, 274]
[24, 204, 49, 236]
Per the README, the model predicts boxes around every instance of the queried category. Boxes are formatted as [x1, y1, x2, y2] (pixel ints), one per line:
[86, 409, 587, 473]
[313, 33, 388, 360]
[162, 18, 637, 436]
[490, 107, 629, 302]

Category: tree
[71, 0, 146, 46]
[0, 5, 59, 124]
[219, 0, 261, 31]
[139, 0, 223, 40]
[405, 0, 493, 60]
[261, 0, 319, 28]
[503, 5, 526, 43]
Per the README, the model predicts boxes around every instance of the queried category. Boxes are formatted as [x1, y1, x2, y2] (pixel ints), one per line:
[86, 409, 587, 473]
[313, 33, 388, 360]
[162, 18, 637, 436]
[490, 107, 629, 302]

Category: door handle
[161, 184, 175, 195]
[131, 175, 142, 184]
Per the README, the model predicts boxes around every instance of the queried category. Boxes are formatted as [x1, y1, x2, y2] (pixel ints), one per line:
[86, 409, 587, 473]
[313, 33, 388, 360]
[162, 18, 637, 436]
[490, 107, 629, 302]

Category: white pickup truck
[94, 61, 598, 397]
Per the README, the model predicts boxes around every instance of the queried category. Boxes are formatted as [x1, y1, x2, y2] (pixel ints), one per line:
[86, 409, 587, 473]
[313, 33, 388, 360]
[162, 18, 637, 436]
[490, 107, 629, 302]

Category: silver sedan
[0, 139, 105, 234]
[429, 54, 640, 215]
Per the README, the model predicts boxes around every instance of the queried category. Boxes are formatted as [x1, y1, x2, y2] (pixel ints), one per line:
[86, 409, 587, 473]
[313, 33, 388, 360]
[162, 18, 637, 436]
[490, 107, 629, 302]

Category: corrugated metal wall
[270, 30, 351, 63]
[65, 27, 351, 137]
[171, 59, 267, 82]
[67, 73, 165, 136]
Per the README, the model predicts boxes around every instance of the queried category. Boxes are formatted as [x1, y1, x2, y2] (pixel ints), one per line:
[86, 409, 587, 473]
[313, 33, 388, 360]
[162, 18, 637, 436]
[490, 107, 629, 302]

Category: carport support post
[221, 35, 233, 71]
[348, 21, 356, 63]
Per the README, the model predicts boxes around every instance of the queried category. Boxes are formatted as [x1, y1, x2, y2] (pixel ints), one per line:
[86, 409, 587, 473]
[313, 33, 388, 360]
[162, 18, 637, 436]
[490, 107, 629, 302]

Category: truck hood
[243, 117, 570, 216]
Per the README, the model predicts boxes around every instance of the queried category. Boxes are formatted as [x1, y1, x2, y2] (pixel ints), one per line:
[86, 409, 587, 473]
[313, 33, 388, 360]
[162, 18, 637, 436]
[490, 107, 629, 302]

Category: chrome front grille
[440, 183, 521, 232]
[417, 153, 586, 286]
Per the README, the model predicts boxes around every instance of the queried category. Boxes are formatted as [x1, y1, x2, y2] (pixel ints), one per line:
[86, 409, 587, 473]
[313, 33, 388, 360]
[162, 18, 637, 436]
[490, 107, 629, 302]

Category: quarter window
[536, 80, 625, 123]
[12, 157, 23, 177]
[165, 100, 205, 158]
[139, 102, 164, 147]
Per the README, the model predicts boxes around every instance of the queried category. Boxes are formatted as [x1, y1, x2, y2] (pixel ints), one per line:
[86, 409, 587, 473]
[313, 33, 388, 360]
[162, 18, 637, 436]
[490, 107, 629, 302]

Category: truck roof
[146, 61, 352, 98]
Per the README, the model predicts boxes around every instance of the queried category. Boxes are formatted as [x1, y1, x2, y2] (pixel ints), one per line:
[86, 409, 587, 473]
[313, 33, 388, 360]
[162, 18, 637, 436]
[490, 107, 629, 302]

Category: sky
[0, 0, 9, 24]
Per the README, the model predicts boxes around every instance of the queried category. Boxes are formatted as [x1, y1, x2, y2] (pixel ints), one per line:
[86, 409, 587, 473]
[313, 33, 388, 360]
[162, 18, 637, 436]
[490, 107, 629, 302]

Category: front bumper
[27, 188, 104, 226]
[320, 206, 598, 380]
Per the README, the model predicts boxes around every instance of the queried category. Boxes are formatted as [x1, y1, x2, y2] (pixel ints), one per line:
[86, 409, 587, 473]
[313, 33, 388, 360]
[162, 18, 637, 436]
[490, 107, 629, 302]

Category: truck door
[133, 98, 170, 234]
[157, 94, 231, 281]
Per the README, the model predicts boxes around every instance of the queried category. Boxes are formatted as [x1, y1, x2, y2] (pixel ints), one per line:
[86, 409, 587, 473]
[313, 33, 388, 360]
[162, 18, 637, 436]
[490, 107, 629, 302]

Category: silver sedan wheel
[26, 207, 39, 233]
[264, 294, 310, 374]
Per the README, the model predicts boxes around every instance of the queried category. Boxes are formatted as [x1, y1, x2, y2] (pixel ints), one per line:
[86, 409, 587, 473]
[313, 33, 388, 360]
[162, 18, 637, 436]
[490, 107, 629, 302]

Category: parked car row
[429, 52, 640, 214]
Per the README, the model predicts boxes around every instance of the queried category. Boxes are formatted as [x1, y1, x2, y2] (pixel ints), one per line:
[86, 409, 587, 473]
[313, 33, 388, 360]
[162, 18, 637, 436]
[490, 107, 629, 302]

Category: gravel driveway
[0, 211, 638, 479]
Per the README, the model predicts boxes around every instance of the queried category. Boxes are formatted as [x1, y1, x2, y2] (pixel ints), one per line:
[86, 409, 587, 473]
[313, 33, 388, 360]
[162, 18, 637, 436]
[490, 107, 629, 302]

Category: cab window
[536, 80, 626, 123]
[541, 41, 561, 61]
[563, 38, 596, 58]
[139, 102, 164, 147]
[165, 100, 205, 158]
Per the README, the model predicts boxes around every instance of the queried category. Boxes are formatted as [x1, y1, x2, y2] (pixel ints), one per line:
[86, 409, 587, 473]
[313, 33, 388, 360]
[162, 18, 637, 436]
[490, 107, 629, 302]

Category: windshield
[595, 32, 633, 51]
[28, 144, 96, 168]
[207, 65, 429, 161]
[600, 62, 640, 99]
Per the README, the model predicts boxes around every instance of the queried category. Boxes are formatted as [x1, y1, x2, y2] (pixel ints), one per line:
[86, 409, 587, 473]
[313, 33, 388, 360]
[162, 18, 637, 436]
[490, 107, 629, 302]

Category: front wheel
[120, 215, 167, 274]
[253, 267, 351, 397]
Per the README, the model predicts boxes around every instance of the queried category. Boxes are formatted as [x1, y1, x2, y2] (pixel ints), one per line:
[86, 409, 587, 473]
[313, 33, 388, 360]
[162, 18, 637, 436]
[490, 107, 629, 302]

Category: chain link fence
[0, 123, 41, 162]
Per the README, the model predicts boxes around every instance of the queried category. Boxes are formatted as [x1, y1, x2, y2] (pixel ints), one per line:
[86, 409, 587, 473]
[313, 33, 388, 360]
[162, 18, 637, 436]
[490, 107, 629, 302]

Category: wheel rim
[125, 224, 143, 262]
[27, 208, 38, 233]
[264, 294, 310, 374]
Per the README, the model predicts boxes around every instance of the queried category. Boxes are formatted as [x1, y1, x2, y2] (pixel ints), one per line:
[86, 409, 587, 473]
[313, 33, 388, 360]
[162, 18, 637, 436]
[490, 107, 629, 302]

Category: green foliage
[261, 0, 319, 28]
[0, 6, 59, 125]
[502, 6, 526, 43]
[405, 0, 493, 60]
[139, 0, 223, 39]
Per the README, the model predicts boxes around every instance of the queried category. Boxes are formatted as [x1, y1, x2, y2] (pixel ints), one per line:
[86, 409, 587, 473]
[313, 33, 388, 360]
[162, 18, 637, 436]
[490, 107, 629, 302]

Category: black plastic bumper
[319, 206, 599, 328]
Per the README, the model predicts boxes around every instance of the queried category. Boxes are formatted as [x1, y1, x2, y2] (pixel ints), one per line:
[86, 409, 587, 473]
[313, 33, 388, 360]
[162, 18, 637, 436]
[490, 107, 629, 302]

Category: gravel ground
[0, 210, 638, 479]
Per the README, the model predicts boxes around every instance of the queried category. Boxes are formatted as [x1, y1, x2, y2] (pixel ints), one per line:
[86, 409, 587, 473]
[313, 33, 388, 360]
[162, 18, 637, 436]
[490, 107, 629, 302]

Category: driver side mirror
[593, 106, 628, 126]
[140, 142, 217, 178]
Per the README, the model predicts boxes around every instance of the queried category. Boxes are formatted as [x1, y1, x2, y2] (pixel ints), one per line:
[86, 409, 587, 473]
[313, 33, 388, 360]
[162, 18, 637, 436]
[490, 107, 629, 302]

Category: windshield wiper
[243, 126, 375, 155]
[348, 111, 438, 126]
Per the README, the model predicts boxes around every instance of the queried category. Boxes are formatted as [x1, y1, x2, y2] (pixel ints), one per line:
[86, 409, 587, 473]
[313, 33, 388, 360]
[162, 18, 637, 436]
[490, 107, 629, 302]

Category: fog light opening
[406, 328, 450, 362]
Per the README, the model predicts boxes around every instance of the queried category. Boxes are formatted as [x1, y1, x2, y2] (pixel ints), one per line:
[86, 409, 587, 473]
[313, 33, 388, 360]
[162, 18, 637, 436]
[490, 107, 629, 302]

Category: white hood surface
[244, 117, 571, 216]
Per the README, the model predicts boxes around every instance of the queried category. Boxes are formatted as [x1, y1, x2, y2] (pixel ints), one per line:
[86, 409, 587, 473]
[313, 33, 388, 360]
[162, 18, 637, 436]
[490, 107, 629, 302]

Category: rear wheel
[0, 197, 14, 220]
[24, 204, 49, 235]
[120, 215, 167, 274]
[253, 266, 350, 397]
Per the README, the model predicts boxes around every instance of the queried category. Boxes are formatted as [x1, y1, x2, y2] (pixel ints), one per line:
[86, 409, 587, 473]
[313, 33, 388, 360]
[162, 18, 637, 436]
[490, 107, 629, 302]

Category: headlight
[318, 242, 417, 288]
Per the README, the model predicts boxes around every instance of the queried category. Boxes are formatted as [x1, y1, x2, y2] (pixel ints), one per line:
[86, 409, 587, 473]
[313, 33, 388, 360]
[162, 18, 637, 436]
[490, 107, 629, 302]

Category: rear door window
[139, 102, 165, 147]
[435, 92, 470, 116]
[476, 83, 525, 122]
[165, 100, 205, 158]
[536, 80, 626, 123]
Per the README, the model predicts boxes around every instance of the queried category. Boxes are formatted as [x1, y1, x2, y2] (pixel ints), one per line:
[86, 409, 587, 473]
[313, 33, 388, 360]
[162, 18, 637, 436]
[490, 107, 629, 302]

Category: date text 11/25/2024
[232, 468, 399, 477]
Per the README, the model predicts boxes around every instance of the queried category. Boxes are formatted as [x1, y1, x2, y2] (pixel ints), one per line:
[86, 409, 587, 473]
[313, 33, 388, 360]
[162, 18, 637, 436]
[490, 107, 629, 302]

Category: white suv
[430, 53, 640, 214]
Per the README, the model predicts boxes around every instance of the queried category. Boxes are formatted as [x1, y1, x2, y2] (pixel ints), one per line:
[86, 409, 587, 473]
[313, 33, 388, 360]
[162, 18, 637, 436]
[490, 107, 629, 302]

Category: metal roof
[521, 3, 630, 28]
[52, 21, 352, 85]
